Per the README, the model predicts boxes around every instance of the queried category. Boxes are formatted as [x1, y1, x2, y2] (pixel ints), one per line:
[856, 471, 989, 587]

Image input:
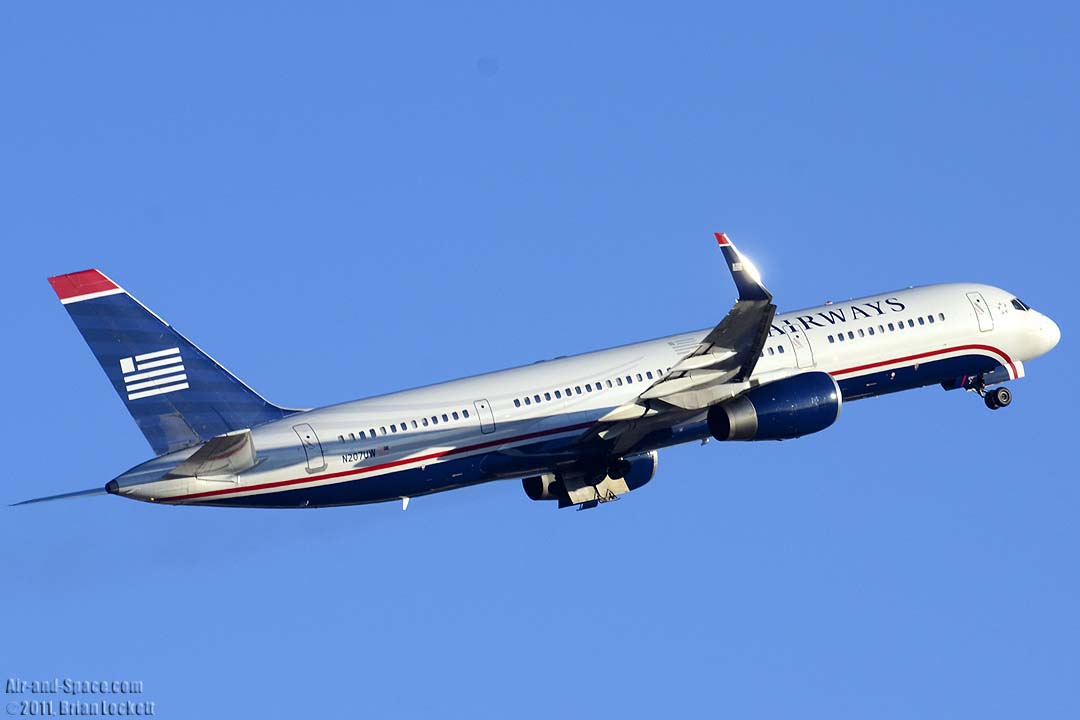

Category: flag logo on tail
[119, 348, 189, 400]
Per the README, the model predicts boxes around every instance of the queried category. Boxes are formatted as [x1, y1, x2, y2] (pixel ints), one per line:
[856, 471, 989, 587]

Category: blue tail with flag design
[49, 269, 295, 455]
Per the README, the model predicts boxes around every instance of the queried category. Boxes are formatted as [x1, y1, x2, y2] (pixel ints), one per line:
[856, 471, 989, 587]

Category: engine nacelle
[522, 472, 567, 502]
[616, 451, 659, 492]
[707, 371, 841, 441]
[522, 451, 658, 504]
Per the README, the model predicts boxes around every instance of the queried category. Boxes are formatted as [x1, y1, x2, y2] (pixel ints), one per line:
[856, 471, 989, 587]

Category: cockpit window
[1011, 298, 1030, 311]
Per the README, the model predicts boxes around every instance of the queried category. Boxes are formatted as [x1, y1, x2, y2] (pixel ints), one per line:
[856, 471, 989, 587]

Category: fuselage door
[292, 423, 327, 473]
[782, 322, 815, 369]
[966, 291, 994, 332]
[473, 399, 496, 434]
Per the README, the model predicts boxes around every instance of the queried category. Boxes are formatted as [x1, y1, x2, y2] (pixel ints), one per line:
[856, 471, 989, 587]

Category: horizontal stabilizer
[12, 487, 108, 506]
[168, 429, 256, 479]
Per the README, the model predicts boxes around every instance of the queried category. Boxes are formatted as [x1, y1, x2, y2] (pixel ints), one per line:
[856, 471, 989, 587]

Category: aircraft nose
[1043, 315, 1061, 351]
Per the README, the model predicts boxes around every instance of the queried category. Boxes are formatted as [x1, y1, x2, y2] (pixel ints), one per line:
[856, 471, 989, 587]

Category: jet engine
[522, 472, 567, 502]
[707, 371, 841, 441]
[522, 451, 658, 505]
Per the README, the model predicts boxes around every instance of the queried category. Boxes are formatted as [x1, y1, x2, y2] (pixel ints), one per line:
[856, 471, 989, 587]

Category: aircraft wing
[582, 233, 777, 454]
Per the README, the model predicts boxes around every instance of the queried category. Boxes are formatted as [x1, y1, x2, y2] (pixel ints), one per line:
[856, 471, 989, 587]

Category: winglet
[714, 232, 771, 302]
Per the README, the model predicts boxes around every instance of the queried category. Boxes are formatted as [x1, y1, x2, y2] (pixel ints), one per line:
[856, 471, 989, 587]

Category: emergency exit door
[782, 321, 815, 368]
[293, 423, 326, 473]
[473, 399, 496, 434]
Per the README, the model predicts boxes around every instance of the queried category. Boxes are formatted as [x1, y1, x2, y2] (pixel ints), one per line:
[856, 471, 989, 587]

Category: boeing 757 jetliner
[18, 235, 1060, 509]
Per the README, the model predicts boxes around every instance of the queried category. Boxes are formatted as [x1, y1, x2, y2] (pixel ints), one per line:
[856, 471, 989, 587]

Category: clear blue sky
[2, 2, 1077, 717]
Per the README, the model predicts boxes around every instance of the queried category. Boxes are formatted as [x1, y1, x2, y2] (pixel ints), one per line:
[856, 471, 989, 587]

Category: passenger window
[928, 315, 934, 324]
[838, 333, 845, 342]
[338, 435, 345, 442]
[544, 393, 551, 401]
[847, 331, 854, 339]
[606, 380, 613, 388]
[463, 409, 469, 418]
[380, 426, 387, 435]
[565, 388, 572, 396]
[636, 373, 643, 382]
[858, 329, 865, 337]
[411, 420, 418, 428]
[586, 384, 593, 392]
[878, 325, 885, 333]
[828, 335, 835, 343]
[575, 386, 582, 394]
[514, 399, 521, 407]
[625, 376, 632, 384]
[918, 317, 925, 325]
[432, 416, 439, 425]
[554, 390, 561, 398]
[868, 327, 875, 335]
[360, 430, 367, 439]
[907, 319, 914, 327]
[369, 428, 376, 437]
[777, 345, 784, 353]
[939, 313, 945, 321]
[452, 412, 459, 420]
[400, 423, 407, 431]
[391, 425, 398, 433]
[524, 397, 531, 405]
[647, 371, 654, 379]
[888, 323, 895, 331]
[442, 414, 449, 422]
[616, 377, 623, 386]
[422, 418, 429, 427]
[767, 347, 775, 355]
[533, 395, 540, 403]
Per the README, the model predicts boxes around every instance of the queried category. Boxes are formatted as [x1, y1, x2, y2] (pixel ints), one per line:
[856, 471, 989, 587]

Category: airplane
[17, 234, 1060, 510]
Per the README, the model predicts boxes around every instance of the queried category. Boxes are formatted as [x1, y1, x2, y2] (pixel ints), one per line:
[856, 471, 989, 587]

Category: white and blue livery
[18, 234, 1061, 510]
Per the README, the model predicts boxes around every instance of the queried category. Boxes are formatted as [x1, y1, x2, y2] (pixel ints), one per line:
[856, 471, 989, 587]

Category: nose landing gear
[984, 386, 1012, 410]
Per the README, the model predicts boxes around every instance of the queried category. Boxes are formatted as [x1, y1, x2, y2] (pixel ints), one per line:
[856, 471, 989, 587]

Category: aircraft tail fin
[48, 269, 295, 456]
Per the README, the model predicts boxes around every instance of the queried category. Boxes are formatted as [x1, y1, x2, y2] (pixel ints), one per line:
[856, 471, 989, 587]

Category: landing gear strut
[984, 386, 1012, 410]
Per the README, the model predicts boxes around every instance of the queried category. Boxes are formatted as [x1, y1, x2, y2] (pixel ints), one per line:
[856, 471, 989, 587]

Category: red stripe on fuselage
[829, 343, 1016, 380]
[162, 343, 1016, 504]
[164, 421, 596, 503]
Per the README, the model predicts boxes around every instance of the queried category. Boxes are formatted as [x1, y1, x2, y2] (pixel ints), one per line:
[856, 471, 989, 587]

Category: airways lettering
[773, 296, 912, 335]
[818, 308, 846, 325]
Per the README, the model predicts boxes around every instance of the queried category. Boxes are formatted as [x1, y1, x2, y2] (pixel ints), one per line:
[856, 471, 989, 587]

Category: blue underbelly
[206, 353, 1003, 508]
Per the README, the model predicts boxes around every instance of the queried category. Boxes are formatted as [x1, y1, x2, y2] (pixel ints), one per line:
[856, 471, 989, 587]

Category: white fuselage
[113, 282, 1060, 508]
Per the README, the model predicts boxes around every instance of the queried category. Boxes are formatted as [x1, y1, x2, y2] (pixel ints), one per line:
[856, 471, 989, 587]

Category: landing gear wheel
[984, 387, 1012, 410]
